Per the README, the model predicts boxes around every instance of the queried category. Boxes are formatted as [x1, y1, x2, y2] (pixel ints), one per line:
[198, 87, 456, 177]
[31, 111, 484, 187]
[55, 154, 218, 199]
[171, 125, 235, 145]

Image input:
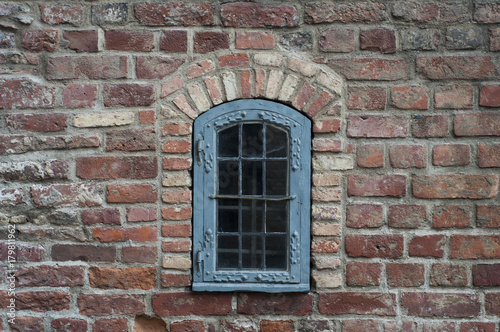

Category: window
[192, 99, 311, 292]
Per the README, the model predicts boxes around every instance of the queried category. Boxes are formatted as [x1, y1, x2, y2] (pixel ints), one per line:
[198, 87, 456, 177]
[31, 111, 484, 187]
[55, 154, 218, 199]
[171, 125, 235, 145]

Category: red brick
[93, 228, 125, 242]
[417, 56, 497, 80]
[127, 207, 156, 222]
[162, 140, 191, 153]
[312, 119, 341, 133]
[104, 83, 154, 107]
[319, 28, 355, 53]
[348, 174, 406, 197]
[136, 56, 185, 79]
[346, 262, 381, 286]
[15, 265, 84, 287]
[292, 82, 315, 110]
[22, 30, 58, 52]
[36, 135, 101, 150]
[485, 293, 500, 316]
[106, 128, 156, 151]
[346, 203, 383, 228]
[389, 145, 427, 169]
[475, 2, 500, 23]
[10, 317, 44, 331]
[432, 205, 471, 228]
[423, 322, 456, 332]
[344, 320, 379, 332]
[236, 32, 275, 49]
[107, 184, 157, 203]
[312, 239, 340, 253]
[52, 244, 115, 262]
[194, 32, 229, 53]
[52, 318, 88, 332]
[152, 292, 231, 316]
[347, 86, 386, 110]
[63, 30, 98, 53]
[472, 264, 500, 286]
[312, 139, 342, 152]
[14, 244, 44, 262]
[77, 156, 157, 179]
[455, 113, 500, 136]
[477, 205, 500, 228]
[139, 110, 155, 124]
[460, 322, 495, 332]
[160, 30, 188, 52]
[240, 70, 252, 98]
[93, 318, 128, 332]
[163, 157, 191, 170]
[478, 143, 500, 168]
[40, 4, 83, 24]
[161, 76, 185, 97]
[122, 246, 157, 264]
[238, 293, 312, 315]
[435, 85, 473, 109]
[260, 320, 294, 332]
[5, 113, 66, 132]
[255, 69, 266, 96]
[433, 144, 470, 166]
[134, 316, 167, 332]
[401, 292, 480, 317]
[391, 86, 428, 109]
[162, 224, 191, 237]
[412, 115, 449, 138]
[134, 3, 214, 26]
[356, 144, 384, 168]
[221, 3, 298, 28]
[46, 55, 127, 80]
[318, 292, 396, 315]
[312, 188, 341, 202]
[219, 53, 249, 67]
[171, 321, 204, 332]
[413, 174, 498, 199]
[81, 208, 120, 226]
[305, 3, 387, 23]
[162, 240, 191, 252]
[360, 28, 396, 53]
[346, 234, 404, 258]
[491, 28, 500, 51]
[187, 60, 215, 78]
[16, 291, 70, 312]
[387, 263, 425, 287]
[125, 226, 157, 242]
[347, 115, 407, 138]
[162, 190, 191, 204]
[430, 263, 468, 287]
[161, 273, 191, 287]
[31, 183, 101, 208]
[409, 235, 445, 258]
[388, 205, 426, 229]
[62, 84, 97, 108]
[161, 207, 192, 221]
[89, 267, 156, 290]
[328, 58, 407, 80]
[78, 294, 145, 316]
[451, 235, 500, 259]
[0, 79, 55, 109]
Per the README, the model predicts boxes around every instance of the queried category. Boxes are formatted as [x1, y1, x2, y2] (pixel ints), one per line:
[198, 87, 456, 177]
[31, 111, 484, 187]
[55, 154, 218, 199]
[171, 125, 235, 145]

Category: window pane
[219, 160, 239, 195]
[242, 124, 263, 157]
[265, 235, 287, 270]
[218, 125, 239, 157]
[242, 200, 263, 233]
[266, 125, 287, 157]
[266, 161, 287, 196]
[242, 235, 263, 269]
[218, 199, 239, 233]
[242, 161, 263, 195]
[266, 201, 287, 233]
[217, 235, 239, 269]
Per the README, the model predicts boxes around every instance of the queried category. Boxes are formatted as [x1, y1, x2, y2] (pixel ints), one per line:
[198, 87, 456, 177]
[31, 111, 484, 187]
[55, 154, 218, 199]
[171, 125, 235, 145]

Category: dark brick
[134, 3, 214, 26]
[472, 264, 500, 286]
[5, 113, 67, 132]
[106, 128, 156, 151]
[63, 30, 98, 52]
[103, 84, 155, 107]
[401, 28, 440, 50]
[446, 27, 482, 50]
[238, 293, 313, 315]
[319, 292, 396, 315]
[221, 2, 298, 28]
[52, 244, 115, 262]
[78, 294, 145, 316]
[194, 32, 229, 53]
[160, 30, 188, 52]
[360, 28, 396, 53]
[401, 292, 480, 317]
[305, 2, 387, 23]
[152, 292, 232, 316]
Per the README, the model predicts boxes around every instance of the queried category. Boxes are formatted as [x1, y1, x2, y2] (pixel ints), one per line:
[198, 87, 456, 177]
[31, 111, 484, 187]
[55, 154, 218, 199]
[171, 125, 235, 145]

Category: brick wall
[1, 1, 499, 331]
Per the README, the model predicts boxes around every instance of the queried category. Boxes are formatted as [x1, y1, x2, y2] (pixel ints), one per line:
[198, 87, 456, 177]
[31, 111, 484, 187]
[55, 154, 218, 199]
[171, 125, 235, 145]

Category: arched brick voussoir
[160, 52, 345, 119]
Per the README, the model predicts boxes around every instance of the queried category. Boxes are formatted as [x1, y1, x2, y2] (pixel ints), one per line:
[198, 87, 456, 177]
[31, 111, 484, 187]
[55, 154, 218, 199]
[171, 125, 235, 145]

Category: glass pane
[218, 125, 239, 157]
[266, 201, 288, 233]
[219, 160, 239, 195]
[266, 161, 287, 196]
[242, 124, 263, 157]
[242, 235, 263, 269]
[217, 235, 239, 269]
[242, 161, 263, 195]
[242, 200, 263, 233]
[266, 126, 287, 157]
[218, 199, 239, 233]
[265, 235, 287, 270]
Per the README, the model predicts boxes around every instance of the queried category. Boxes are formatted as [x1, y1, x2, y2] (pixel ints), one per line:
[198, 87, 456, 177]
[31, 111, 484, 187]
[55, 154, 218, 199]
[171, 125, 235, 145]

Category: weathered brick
[219, 53, 249, 68]
[52, 244, 115, 262]
[423, 322, 456, 332]
[40, 4, 83, 25]
[312, 239, 340, 253]
[162, 190, 191, 204]
[430, 263, 468, 287]
[348, 174, 406, 197]
[106, 128, 156, 151]
[78, 294, 145, 316]
[107, 184, 157, 203]
[152, 292, 232, 316]
[312, 172, 341, 187]
[347, 86, 386, 110]
[238, 293, 313, 315]
[328, 58, 407, 80]
[10, 317, 44, 332]
[480, 85, 500, 107]
[22, 30, 58, 52]
[435, 85, 473, 109]
[6, 113, 67, 132]
[389, 145, 427, 169]
[163, 171, 192, 187]
[320, 28, 355, 53]
[281, 32, 313, 51]
[356, 144, 384, 168]
[52, 319, 88, 332]
[412, 115, 449, 138]
[0, 160, 68, 181]
[160, 30, 188, 53]
[47, 56, 128, 80]
[134, 3, 214, 26]
[89, 267, 156, 290]
[91, 3, 128, 25]
[187, 60, 215, 78]
[360, 28, 396, 53]
[344, 320, 379, 332]
[104, 83, 155, 107]
[393, 2, 467, 23]
[312, 139, 342, 152]
[136, 56, 185, 79]
[16, 291, 70, 312]
[401, 293, 480, 317]
[413, 175, 498, 199]
[35, 135, 100, 150]
[305, 3, 387, 23]
[161, 224, 191, 237]
[127, 207, 156, 222]
[261, 320, 294, 332]
[387, 263, 425, 287]
[485, 293, 500, 316]
[221, 3, 298, 28]
[455, 113, 500, 136]
[82, 208, 121, 225]
[0, 31, 15, 48]
[391, 86, 428, 110]
[401, 28, 440, 50]
[346, 204, 383, 228]
[122, 246, 157, 264]
[451, 235, 500, 259]
[433, 144, 470, 167]
[161, 207, 192, 221]
[346, 262, 381, 286]
[62, 84, 97, 108]
[472, 264, 500, 286]
[475, 2, 500, 23]
[170, 320, 203, 332]
[409, 235, 445, 258]
[63, 30, 98, 53]
[15, 265, 84, 287]
[346, 234, 404, 258]
[490, 28, 500, 51]
[446, 27, 482, 50]
[163, 157, 192, 170]
[161, 273, 191, 287]
[77, 156, 157, 179]
[105, 30, 154, 51]
[318, 292, 396, 316]
[313, 119, 341, 133]
[194, 32, 229, 53]
[347, 115, 407, 138]
[14, 244, 44, 262]
[433, 205, 471, 228]
[236, 32, 275, 50]
[73, 112, 134, 128]
[93, 319, 128, 332]
[0, 188, 23, 206]
[417, 56, 497, 80]
[460, 322, 496, 332]
[31, 183, 102, 208]
[388, 205, 426, 229]
[477, 205, 500, 228]
[0, 79, 56, 109]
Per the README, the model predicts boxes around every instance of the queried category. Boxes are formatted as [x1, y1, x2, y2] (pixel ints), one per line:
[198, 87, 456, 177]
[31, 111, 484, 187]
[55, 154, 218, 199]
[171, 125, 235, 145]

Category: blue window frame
[192, 99, 311, 292]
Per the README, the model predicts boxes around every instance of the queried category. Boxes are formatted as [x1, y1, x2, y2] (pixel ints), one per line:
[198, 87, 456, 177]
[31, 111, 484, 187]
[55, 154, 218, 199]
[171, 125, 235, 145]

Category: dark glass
[266, 125, 288, 157]
[242, 124, 263, 157]
[242, 161, 263, 195]
[242, 235, 263, 269]
[265, 235, 287, 270]
[266, 161, 287, 196]
[218, 160, 239, 195]
[218, 199, 239, 233]
[266, 201, 287, 233]
[242, 200, 263, 233]
[218, 125, 239, 157]
[217, 235, 239, 269]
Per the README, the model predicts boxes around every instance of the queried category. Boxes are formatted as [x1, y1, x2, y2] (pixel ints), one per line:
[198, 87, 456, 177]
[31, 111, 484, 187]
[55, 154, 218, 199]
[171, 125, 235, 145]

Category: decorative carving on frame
[256, 273, 291, 283]
[290, 231, 300, 265]
[291, 138, 301, 172]
[213, 111, 247, 129]
[212, 272, 249, 282]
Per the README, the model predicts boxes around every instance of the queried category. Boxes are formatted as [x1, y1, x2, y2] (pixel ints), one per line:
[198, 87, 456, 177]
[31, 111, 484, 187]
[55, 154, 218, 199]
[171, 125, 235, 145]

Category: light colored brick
[173, 94, 198, 119]
[254, 53, 283, 67]
[222, 72, 239, 101]
[162, 255, 191, 270]
[163, 172, 192, 187]
[266, 70, 283, 99]
[313, 274, 342, 288]
[317, 70, 342, 95]
[278, 74, 299, 102]
[288, 58, 317, 77]
[188, 84, 211, 113]
[313, 155, 354, 171]
[312, 222, 341, 236]
[313, 255, 342, 270]
[73, 112, 134, 128]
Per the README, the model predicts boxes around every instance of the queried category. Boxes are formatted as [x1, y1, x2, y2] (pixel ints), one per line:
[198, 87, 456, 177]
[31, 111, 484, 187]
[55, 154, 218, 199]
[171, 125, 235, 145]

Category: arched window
[192, 100, 311, 292]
